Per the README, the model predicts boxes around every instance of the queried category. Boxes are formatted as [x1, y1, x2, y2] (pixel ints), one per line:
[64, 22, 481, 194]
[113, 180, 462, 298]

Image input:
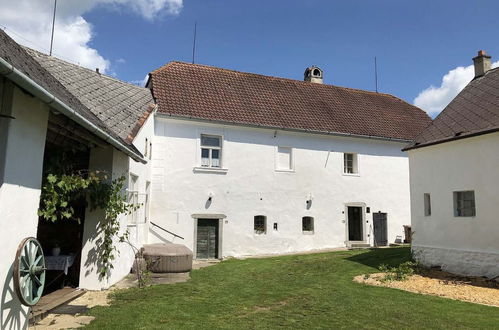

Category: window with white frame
[201, 134, 222, 168]
[128, 173, 139, 224]
[343, 153, 358, 174]
[302, 216, 314, 233]
[276, 146, 292, 170]
[254, 215, 267, 234]
[424, 193, 431, 216]
[453, 191, 476, 217]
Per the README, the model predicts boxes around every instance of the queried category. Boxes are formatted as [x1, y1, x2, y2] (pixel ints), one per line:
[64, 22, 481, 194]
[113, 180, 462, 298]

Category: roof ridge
[23, 46, 149, 91]
[152, 60, 404, 100]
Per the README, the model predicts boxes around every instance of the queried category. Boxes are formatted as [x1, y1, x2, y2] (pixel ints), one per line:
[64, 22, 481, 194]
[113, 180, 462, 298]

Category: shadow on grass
[345, 247, 411, 270]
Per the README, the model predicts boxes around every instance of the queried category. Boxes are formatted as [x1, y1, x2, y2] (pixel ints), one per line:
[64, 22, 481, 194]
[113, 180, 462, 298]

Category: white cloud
[130, 74, 150, 87]
[0, 0, 183, 73]
[414, 61, 499, 117]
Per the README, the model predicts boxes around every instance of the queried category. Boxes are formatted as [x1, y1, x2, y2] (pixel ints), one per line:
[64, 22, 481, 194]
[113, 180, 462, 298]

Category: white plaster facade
[0, 80, 154, 327]
[0, 85, 49, 329]
[408, 132, 499, 279]
[79, 114, 154, 290]
[150, 117, 412, 258]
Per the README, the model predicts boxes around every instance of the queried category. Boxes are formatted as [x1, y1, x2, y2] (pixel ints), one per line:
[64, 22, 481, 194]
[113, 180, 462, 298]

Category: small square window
[276, 146, 292, 170]
[343, 153, 358, 174]
[424, 193, 431, 216]
[302, 216, 314, 233]
[254, 215, 266, 234]
[454, 191, 476, 217]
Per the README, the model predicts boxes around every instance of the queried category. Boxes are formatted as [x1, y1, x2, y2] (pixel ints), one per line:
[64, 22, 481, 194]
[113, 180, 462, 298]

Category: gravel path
[354, 269, 499, 307]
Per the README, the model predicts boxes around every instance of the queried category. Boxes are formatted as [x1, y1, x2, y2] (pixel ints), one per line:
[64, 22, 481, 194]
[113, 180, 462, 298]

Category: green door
[196, 219, 219, 259]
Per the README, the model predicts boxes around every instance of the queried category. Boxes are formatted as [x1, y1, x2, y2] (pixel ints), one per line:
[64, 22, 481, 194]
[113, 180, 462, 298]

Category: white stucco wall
[0, 86, 49, 330]
[128, 112, 154, 248]
[79, 115, 153, 290]
[408, 132, 499, 278]
[150, 117, 411, 258]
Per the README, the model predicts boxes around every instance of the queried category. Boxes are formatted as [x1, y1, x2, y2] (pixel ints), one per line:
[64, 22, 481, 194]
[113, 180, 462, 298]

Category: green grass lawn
[86, 248, 499, 329]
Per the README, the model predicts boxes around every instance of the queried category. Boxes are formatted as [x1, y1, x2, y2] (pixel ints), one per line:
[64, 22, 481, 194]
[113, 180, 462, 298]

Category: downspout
[0, 56, 147, 164]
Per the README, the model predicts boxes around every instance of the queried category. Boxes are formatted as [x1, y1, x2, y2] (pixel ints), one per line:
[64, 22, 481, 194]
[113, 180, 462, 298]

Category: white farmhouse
[404, 50, 499, 279]
[147, 62, 431, 258]
[0, 30, 153, 328]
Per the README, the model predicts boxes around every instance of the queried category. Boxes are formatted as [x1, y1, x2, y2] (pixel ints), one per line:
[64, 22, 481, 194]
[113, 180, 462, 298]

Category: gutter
[156, 112, 412, 143]
[0, 56, 147, 164]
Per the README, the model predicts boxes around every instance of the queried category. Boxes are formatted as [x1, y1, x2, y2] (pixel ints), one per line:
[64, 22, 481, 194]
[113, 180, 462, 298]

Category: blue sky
[3, 0, 499, 116]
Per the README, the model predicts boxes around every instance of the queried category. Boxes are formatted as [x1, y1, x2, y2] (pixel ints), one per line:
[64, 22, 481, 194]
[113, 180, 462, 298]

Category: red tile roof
[150, 62, 431, 141]
[404, 67, 499, 150]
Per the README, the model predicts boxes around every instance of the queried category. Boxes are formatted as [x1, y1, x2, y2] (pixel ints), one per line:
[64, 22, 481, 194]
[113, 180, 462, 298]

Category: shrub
[378, 261, 420, 282]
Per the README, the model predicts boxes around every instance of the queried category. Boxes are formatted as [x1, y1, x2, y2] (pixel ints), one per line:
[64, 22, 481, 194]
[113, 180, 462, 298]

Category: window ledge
[302, 231, 314, 235]
[193, 167, 228, 174]
[342, 173, 360, 177]
[275, 169, 295, 173]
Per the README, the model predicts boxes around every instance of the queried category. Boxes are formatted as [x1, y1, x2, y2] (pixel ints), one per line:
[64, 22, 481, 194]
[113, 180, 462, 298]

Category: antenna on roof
[49, 0, 57, 56]
[374, 56, 378, 93]
[191, 21, 197, 64]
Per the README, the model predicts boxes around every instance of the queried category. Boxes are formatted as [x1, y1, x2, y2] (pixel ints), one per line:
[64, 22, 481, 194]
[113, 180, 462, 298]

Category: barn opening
[35, 113, 98, 295]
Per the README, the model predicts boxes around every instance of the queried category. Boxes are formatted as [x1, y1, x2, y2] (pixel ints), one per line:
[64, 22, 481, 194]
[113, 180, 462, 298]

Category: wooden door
[373, 213, 388, 246]
[348, 206, 363, 241]
[196, 219, 219, 259]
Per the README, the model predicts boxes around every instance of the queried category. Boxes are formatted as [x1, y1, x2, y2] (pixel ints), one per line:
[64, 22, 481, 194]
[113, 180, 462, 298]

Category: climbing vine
[38, 170, 139, 279]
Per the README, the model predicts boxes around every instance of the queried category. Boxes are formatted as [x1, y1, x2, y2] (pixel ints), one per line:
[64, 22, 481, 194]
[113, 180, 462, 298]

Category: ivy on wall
[38, 170, 139, 279]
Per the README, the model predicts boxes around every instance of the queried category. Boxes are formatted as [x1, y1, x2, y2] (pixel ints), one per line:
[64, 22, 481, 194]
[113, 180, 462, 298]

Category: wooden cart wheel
[13, 237, 46, 306]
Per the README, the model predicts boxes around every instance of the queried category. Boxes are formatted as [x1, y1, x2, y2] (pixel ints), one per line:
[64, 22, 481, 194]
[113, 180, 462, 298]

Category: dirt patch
[31, 290, 109, 329]
[354, 269, 499, 307]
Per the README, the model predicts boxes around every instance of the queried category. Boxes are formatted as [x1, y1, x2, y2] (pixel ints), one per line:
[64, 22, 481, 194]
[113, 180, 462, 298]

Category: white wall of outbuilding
[0, 85, 49, 329]
[408, 132, 499, 278]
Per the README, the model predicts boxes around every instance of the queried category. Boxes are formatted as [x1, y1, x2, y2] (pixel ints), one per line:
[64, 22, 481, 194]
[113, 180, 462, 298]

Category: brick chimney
[304, 66, 323, 84]
[473, 50, 491, 78]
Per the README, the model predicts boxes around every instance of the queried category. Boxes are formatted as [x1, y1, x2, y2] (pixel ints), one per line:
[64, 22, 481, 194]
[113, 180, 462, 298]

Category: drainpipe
[0, 56, 147, 164]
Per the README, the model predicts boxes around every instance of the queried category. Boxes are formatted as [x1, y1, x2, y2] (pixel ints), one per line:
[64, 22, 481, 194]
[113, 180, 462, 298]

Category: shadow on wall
[1, 264, 29, 330]
[149, 228, 174, 244]
[83, 234, 104, 279]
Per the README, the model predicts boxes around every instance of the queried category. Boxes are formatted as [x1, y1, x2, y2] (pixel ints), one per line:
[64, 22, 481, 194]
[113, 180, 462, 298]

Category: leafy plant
[38, 170, 140, 279]
[378, 260, 420, 282]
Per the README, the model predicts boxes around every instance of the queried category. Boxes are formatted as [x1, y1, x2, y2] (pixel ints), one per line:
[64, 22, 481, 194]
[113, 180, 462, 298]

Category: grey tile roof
[404, 67, 499, 150]
[0, 30, 106, 133]
[25, 48, 155, 143]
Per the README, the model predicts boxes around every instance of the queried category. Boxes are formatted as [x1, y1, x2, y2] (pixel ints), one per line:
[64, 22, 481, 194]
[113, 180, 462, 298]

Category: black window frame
[302, 216, 314, 233]
[254, 215, 267, 234]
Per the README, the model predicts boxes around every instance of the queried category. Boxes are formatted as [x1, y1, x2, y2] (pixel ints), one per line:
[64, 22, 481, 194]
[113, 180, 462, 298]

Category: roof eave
[156, 112, 413, 143]
[0, 56, 148, 164]
[402, 126, 499, 151]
